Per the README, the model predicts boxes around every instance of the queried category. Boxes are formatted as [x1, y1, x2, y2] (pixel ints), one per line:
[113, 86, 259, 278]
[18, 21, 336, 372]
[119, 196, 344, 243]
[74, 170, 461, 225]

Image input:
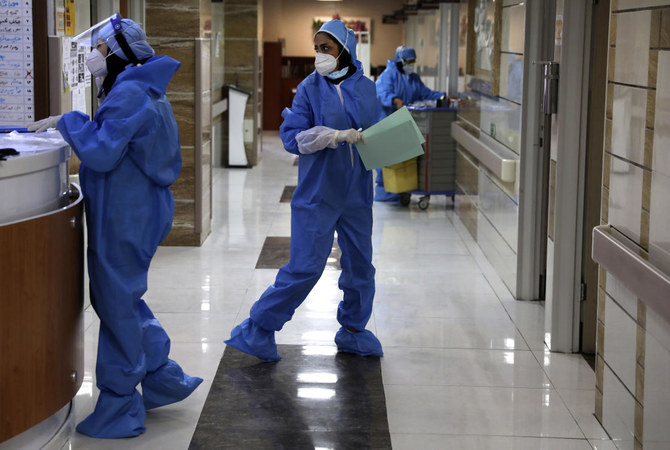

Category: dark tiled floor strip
[189, 345, 391, 449]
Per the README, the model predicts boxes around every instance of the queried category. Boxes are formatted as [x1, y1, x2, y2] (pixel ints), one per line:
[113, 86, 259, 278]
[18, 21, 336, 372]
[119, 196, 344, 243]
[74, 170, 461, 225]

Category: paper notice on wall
[71, 85, 86, 113]
[0, 0, 35, 126]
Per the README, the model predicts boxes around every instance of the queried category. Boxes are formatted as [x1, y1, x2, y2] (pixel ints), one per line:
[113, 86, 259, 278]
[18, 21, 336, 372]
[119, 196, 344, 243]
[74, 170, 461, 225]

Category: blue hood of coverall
[316, 19, 357, 64]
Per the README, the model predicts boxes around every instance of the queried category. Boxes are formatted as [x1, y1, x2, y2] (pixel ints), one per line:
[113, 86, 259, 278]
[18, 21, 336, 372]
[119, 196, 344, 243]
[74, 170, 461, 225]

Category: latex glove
[334, 128, 365, 145]
[27, 115, 62, 133]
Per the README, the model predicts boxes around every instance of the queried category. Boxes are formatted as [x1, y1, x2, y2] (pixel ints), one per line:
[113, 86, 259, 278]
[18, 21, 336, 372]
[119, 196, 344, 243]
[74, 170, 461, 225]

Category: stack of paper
[356, 107, 425, 171]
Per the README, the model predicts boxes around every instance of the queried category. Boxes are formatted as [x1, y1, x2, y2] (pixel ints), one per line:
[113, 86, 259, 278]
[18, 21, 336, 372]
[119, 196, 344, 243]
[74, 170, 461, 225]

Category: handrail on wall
[450, 121, 517, 183]
[592, 225, 670, 324]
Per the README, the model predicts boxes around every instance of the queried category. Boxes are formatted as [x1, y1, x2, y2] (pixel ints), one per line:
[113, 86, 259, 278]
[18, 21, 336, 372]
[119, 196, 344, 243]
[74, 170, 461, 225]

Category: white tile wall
[605, 272, 638, 319]
[603, 295, 638, 394]
[652, 51, 670, 178]
[613, 11, 651, 87]
[608, 155, 644, 244]
[477, 210, 517, 294]
[601, 363, 636, 450]
[478, 170, 518, 250]
[479, 95, 523, 155]
[611, 84, 648, 167]
[644, 317, 670, 450]
[649, 170, 670, 276]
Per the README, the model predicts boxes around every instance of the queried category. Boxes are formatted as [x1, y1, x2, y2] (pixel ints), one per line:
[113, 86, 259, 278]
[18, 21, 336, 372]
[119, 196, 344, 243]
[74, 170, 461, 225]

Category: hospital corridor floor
[67, 132, 617, 449]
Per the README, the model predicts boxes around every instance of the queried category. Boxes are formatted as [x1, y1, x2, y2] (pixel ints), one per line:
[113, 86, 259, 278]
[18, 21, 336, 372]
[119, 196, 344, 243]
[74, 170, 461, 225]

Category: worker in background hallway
[27, 15, 202, 438]
[374, 45, 446, 202]
[225, 19, 383, 362]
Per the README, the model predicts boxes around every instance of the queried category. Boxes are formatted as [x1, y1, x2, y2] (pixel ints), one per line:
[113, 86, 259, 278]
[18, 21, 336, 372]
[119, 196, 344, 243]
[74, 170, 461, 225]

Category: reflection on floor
[63, 132, 616, 450]
[255, 236, 341, 270]
[190, 345, 391, 449]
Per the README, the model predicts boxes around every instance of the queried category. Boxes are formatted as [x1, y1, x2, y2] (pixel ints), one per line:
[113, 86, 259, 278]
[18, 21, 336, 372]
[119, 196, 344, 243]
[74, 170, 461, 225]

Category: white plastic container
[0, 131, 72, 225]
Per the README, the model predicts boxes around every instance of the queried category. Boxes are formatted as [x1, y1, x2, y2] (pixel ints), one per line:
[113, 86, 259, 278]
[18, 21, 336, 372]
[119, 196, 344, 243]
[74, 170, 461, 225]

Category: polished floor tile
[57, 132, 602, 448]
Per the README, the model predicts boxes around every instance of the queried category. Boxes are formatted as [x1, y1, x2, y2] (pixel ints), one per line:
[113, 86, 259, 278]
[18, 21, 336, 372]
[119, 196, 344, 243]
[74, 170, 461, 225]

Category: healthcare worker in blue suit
[374, 46, 446, 202]
[28, 15, 202, 438]
[225, 20, 383, 362]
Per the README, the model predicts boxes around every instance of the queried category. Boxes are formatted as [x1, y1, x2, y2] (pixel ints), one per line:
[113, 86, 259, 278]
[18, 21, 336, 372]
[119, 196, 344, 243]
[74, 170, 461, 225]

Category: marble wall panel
[613, 11, 651, 87]
[146, 2, 201, 39]
[608, 155, 644, 244]
[604, 295, 638, 394]
[224, 6, 258, 39]
[150, 39, 196, 93]
[170, 93, 197, 148]
[611, 85, 648, 167]
[224, 40, 257, 72]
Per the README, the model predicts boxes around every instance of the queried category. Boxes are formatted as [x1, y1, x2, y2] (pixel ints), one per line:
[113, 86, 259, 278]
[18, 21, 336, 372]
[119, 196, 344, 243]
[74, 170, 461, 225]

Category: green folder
[356, 106, 425, 171]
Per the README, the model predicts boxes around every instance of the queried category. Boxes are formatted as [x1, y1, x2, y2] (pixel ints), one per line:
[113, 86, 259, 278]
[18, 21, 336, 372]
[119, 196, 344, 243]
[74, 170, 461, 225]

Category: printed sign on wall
[0, 0, 34, 127]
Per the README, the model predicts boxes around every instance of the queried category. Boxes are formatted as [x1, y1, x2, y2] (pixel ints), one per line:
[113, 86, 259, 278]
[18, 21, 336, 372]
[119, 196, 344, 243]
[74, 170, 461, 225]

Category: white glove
[334, 128, 365, 145]
[27, 115, 63, 133]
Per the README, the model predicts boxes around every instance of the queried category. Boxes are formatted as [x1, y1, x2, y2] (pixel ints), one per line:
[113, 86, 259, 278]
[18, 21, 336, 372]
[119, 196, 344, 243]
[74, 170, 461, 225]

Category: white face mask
[86, 48, 108, 77]
[403, 63, 415, 74]
[314, 30, 349, 76]
[315, 52, 338, 76]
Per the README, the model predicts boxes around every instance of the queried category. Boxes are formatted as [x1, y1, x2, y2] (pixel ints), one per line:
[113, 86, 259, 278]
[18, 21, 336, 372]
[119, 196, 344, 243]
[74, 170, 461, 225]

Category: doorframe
[516, 0, 556, 301]
[547, 0, 592, 353]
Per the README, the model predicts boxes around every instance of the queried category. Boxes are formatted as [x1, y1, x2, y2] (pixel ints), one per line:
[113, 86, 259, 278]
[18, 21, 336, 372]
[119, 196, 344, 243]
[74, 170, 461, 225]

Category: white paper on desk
[356, 107, 425, 171]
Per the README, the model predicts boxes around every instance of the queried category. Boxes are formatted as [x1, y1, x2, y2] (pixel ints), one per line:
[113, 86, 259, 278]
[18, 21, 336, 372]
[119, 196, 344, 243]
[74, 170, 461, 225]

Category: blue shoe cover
[76, 390, 146, 438]
[335, 327, 384, 357]
[374, 185, 401, 203]
[224, 318, 281, 362]
[142, 359, 203, 410]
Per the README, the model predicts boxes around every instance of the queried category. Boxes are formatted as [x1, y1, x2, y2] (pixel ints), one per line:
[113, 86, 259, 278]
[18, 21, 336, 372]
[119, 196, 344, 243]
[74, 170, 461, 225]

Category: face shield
[72, 13, 144, 65]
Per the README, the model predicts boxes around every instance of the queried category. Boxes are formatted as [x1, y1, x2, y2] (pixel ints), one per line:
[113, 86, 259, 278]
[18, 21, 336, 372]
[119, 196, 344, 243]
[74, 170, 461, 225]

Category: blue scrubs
[58, 55, 202, 438]
[226, 23, 383, 361]
[375, 59, 445, 201]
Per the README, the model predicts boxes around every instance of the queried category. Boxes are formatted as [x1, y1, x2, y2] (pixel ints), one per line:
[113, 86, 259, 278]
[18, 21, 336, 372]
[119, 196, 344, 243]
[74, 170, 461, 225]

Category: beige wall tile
[602, 186, 609, 223]
[605, 118, 612, 153]
[616, 0, 670, 11]
[604, 152, 612, 189]
[225, 7, 258, 39]
[610, 13, 617, 48]
[607, 83, 614, 119]
[649, 50, 659, 89]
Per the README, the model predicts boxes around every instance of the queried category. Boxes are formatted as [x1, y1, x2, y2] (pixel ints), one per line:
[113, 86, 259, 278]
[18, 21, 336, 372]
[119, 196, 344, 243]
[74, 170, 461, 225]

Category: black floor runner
[189, 344, 391, 449]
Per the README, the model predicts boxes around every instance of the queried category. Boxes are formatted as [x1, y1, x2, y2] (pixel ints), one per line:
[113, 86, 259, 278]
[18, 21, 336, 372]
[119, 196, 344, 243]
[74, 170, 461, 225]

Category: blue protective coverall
[226, 53, 383, 361]
[58, 55, 202, 438]
[374, 59, 446, 201]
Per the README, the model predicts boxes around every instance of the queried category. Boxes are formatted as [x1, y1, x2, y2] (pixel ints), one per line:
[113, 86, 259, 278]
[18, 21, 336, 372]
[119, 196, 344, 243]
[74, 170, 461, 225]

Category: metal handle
[537, 61, 559, 115]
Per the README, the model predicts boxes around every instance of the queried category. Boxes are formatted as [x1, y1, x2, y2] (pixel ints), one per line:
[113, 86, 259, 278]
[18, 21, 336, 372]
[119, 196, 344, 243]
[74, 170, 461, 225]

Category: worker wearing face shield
[27, 15, 202, 438]
[225, 20, 383, 363]
[374, 45, 446, 202]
